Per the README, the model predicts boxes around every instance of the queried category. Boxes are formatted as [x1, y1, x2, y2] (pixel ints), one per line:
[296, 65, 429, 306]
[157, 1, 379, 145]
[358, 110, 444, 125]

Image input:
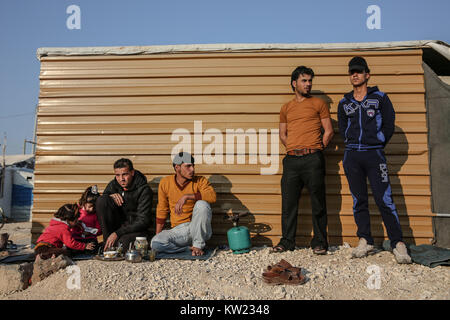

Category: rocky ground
[1, 222, 449, 300]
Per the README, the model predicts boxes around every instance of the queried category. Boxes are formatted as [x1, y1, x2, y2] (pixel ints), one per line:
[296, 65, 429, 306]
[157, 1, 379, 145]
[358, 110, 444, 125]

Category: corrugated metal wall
[32, 48, 433, 246]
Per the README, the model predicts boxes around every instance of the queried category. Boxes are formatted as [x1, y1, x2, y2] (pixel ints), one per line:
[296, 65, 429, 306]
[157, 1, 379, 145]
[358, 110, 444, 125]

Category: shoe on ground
[312, 246, 327, 255]
[393, 242, 412, 264]
[352, 238, 375, 258]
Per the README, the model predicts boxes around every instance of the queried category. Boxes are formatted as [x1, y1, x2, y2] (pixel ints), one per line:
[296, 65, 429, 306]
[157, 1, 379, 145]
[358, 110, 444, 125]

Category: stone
[0, 233, 9, 251]
[420, 291, 432, 299]
[0, 262, 33, 295]
[31, 254, 73, 285]
[275, 287, 286, 298]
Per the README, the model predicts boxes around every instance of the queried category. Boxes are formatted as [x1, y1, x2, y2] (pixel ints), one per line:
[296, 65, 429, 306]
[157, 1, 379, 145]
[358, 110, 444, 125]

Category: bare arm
[320, 117, 334, 148]
[174, 194, 196, 215]
[279, 122, 287, 148]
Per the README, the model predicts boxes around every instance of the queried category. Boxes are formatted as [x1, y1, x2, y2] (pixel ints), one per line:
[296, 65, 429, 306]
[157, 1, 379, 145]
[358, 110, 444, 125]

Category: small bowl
[103, 251, 118, 259]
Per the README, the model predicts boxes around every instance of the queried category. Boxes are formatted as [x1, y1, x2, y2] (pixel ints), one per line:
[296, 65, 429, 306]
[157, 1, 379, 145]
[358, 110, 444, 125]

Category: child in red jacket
[71, 186, 102, 253]
[35, 203, 95, 259]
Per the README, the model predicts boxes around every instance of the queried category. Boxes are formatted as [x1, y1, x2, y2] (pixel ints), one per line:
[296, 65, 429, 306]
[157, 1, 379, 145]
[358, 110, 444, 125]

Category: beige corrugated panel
[33, 45, 433, 247]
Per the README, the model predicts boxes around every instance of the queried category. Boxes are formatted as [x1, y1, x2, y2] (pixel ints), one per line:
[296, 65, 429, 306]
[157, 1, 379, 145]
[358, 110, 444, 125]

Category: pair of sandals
[262, 259, 306, 285]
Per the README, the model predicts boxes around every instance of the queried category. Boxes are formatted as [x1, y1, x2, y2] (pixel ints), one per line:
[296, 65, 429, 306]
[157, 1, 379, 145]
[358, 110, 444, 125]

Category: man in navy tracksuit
[337, 56, 411, 264]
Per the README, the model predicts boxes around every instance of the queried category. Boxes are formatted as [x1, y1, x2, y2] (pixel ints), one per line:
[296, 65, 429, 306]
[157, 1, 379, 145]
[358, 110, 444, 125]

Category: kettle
[226, 213, 251, 254]
[125, 243, 142, 263]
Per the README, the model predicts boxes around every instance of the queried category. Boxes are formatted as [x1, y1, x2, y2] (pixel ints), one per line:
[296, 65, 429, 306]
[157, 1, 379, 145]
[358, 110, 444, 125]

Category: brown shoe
[262, 270, 306, 285]
[313, 246, 327, 255]
[269, 244, 288, 254]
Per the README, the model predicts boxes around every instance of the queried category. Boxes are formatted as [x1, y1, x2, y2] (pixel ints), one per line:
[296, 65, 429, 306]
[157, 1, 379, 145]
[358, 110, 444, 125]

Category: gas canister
[226, 213, 251, 254]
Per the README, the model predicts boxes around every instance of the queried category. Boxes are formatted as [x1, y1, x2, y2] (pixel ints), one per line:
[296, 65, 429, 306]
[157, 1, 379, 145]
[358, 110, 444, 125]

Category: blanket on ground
[155, 247, 218, 261]
[382, 240, 450, 268]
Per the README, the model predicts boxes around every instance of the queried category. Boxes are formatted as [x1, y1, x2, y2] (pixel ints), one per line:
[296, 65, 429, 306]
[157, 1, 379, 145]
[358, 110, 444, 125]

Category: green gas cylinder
[227, 216, 251, 254]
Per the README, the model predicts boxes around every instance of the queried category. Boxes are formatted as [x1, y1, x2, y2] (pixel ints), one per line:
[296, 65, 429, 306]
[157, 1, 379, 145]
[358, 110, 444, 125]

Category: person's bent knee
[150, 239, 164, 251]
[193, 200, 212, 219]
[150, 233, 168, 249]
[194, 200, 211, 212]
[96, 194, 112, 209]
[150, 236, 163, 251]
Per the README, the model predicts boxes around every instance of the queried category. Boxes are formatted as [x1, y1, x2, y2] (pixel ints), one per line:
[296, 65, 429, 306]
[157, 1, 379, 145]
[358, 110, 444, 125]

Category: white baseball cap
[172, 152, 195, 165]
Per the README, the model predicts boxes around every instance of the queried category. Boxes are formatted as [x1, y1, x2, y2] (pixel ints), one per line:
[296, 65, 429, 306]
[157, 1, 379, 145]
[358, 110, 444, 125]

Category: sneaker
[352, 238, 375, 258]
[393, 242, 412, 264]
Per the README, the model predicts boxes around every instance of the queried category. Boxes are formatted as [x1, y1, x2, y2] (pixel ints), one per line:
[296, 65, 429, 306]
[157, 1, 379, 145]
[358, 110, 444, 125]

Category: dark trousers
[279, 151, 328, 250]
[34, 241, 99, 259]
[96, 195, 149, 252]
[343, 149, 403, 249]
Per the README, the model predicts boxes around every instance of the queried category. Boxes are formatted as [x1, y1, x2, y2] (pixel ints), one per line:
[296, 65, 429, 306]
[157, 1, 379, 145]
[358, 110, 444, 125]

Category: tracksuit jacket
[337, 86, 395, 150]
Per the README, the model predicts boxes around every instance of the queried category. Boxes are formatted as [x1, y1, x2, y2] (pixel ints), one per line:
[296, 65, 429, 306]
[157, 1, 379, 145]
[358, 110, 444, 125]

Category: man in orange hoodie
[151, 152, 216, 256]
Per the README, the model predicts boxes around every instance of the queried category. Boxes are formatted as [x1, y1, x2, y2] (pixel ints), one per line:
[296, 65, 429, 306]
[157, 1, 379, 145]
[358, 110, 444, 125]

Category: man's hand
[174, 195, 188, 215]
[104, 232, 118, 250]
[85, 242, 96, 251]
[110, 193, 124, 206]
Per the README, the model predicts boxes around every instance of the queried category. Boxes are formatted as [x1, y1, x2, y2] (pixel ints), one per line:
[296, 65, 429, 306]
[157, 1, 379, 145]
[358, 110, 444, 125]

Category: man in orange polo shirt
[151, 152, 216, 256]
[272, 66, 334, 255]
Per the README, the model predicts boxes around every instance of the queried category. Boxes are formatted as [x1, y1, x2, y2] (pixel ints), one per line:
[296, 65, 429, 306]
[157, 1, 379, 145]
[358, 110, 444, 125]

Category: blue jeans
[150, 200, 212, 253]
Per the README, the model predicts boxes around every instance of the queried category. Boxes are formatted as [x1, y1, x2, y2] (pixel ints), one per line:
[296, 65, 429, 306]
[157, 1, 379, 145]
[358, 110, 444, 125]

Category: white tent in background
[0, 154, 34, 221]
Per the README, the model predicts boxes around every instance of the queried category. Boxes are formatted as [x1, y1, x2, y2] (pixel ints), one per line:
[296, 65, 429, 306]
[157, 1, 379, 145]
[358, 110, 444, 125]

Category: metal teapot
[125, 243, 142, 263]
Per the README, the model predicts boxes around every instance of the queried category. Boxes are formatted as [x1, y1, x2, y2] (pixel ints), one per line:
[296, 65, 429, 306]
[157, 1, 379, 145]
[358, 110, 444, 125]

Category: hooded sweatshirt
[36, 218, 86, 251]
[70, 207, 102, 241]
[103, 170, 153, 238]
[337, 86, 395, 150]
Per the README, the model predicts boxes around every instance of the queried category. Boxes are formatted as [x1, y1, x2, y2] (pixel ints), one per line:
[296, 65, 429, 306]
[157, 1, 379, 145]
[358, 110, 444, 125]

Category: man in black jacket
[96, 158, 153, 252]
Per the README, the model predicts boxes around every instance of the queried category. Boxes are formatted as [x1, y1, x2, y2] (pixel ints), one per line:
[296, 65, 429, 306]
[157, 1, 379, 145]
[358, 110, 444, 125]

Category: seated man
[96, 158, 153, 252]
[151, 152, 216, 256]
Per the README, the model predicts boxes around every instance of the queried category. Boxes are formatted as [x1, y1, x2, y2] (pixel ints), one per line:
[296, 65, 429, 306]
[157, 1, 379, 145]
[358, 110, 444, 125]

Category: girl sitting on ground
[34, 203, 95, 259]
[70, 185, 102, 253]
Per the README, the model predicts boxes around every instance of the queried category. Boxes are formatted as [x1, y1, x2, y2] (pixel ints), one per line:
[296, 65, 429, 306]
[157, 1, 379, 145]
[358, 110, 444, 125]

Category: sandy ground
[1, 221, 449, 300]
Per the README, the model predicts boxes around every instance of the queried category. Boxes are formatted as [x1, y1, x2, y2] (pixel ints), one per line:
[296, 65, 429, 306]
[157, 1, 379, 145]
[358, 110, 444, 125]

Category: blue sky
[0, 0, 449, 154]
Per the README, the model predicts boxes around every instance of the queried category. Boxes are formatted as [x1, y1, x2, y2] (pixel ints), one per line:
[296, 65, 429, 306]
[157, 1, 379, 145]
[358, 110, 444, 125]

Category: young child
[71, 186, 102, 251]
[34, 203, 95, 259]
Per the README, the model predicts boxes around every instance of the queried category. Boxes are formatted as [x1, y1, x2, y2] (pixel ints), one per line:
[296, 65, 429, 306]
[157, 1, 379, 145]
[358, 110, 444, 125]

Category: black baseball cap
[348, 56, 370, 73]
